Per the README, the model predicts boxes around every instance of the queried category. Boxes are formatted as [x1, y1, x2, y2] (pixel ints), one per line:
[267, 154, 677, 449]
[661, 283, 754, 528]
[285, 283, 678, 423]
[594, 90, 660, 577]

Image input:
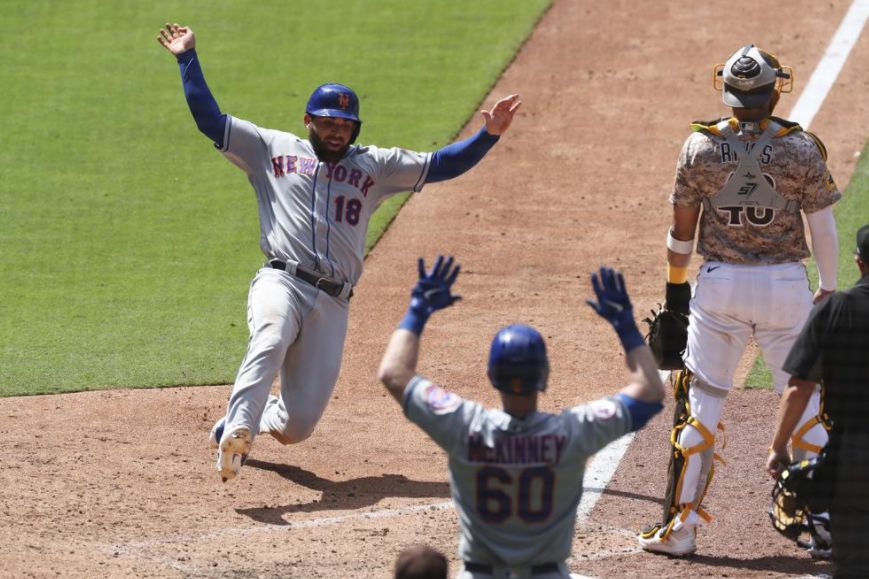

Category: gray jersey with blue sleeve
[219, 116, 431, 284]
[403, 376, 632, 568]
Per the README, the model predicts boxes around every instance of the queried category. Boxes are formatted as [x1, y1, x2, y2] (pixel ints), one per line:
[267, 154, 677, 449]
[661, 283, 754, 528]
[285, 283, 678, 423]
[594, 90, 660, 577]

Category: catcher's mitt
[644, 305, 689, 370]
[644, 282, 691, 370]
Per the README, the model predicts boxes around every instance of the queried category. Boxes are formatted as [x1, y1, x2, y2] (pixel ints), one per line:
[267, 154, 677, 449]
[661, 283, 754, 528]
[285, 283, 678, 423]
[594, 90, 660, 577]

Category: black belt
[463, 562, 560, 575]
[269, 261, 353, 300]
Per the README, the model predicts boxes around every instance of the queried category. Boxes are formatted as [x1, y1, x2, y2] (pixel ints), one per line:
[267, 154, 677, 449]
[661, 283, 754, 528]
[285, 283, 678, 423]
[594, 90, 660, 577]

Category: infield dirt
[3, 1, 868, 577]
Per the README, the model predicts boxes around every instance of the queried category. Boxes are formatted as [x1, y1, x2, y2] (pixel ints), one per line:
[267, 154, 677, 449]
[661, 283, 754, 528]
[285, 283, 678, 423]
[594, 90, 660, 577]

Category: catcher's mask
[769, 456, 831, 546]
[713, 44, 793, 108]
[306, 83, 362, 142]
[487, 324, 550, 395]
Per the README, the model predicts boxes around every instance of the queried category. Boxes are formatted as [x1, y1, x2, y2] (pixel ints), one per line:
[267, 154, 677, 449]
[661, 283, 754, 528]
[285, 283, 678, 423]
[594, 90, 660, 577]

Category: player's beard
[308, 128, 350, 163]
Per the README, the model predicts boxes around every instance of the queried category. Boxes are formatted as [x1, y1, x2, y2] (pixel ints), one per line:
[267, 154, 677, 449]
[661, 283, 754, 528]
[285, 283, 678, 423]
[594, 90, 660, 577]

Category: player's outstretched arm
[156, 22, 226, 146]
[425, 93, 521, 184]
[586, 267, 665, 406]
[378, 256, 461, 403]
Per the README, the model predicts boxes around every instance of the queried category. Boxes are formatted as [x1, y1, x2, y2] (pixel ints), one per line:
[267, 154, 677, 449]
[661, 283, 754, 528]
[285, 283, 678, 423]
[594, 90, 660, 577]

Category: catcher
[638, 44, 840, 557]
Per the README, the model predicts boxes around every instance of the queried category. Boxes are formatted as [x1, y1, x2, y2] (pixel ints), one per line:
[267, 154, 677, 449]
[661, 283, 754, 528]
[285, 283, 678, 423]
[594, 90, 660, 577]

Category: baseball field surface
[2, 0, 868, 577]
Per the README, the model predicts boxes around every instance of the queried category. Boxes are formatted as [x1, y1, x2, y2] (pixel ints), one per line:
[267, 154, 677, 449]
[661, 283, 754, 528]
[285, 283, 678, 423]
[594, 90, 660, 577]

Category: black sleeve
[783, 299, 831, 381]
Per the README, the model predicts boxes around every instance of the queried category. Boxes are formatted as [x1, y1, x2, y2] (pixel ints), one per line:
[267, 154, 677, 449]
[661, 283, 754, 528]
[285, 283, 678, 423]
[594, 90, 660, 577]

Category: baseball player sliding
[378, 257, 667, 579]
[157, 23, 522, 482]
[638, 44, 841, 558]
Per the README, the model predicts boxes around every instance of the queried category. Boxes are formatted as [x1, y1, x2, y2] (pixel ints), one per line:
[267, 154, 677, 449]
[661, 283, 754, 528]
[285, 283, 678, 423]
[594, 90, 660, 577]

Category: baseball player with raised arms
[378, 257, 666, 579]
[157, 23, 522, 482]
[638, 44, 841, 557]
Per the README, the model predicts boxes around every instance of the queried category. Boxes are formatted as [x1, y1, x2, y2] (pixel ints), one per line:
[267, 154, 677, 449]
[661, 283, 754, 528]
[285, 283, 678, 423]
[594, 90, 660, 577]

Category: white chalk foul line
[106, 500, 457, 554]
[576, 433, 635, 525]
[788, 0, 869, 129]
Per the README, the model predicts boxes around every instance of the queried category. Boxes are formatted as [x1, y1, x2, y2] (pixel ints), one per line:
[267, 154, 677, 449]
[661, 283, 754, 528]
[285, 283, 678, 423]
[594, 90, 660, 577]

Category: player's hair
[394, 544, 448, 579]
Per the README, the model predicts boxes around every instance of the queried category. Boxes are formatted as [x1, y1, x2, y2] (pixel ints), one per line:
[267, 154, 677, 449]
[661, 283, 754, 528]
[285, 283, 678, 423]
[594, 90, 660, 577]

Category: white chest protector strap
[703, 121, 800, 214]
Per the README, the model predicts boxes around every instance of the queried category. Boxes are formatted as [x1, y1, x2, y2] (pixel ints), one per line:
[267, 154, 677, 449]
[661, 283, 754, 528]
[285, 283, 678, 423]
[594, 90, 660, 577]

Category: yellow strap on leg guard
[671, 416, 716, 519]
[673, 417, 715, 457]
[791, 415, 824, 454]
[672, 369, 691, 402]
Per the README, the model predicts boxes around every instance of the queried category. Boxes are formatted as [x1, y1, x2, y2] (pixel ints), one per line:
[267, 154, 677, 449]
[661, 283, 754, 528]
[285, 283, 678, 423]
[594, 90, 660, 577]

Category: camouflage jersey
[671, 116, 841, 264]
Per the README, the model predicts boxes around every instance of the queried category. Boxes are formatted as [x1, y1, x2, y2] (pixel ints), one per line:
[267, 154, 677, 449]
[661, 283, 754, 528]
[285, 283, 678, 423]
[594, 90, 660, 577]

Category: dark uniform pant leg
[831, 437, 869, 578]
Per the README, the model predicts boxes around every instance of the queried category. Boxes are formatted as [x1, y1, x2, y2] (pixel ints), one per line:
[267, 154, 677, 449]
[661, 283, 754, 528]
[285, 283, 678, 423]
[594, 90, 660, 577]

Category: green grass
[0, 0, 551, 396]
[744, 139, 869, 389]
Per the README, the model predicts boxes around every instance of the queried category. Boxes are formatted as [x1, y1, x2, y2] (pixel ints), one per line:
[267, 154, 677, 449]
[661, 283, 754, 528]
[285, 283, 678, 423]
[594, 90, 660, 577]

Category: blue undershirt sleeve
[425, 128, 500, 183]
[614, 393, 664, 432]
[176, 49, 227, 147]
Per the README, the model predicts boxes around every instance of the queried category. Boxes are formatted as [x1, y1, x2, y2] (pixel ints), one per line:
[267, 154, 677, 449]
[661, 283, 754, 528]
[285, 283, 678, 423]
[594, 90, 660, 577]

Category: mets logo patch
[424, 384, 461, 412]
[588, 399, 618, 421]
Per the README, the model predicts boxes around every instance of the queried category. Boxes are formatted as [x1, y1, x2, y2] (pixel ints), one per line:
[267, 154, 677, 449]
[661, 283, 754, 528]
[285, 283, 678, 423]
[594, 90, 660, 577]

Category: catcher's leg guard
[791, 387, 829, 462]
[641, 370, 725, 540]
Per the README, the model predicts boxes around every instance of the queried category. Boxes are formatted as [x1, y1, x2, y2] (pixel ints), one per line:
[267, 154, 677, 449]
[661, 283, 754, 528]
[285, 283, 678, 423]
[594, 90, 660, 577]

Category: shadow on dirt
[236, 459, 451, 524]
[688, 553, 833, 576]
[589, 487, 665, 506]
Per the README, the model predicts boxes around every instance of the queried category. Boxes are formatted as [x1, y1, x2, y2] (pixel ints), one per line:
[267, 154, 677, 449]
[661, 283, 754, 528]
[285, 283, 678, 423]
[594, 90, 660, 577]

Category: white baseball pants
[675, 261, 828, 519]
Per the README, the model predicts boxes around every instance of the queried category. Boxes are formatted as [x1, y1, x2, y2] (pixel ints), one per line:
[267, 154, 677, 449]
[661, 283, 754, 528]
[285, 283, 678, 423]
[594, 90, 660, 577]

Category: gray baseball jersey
[220, 115, 431, 282]
[403, 376, 631, 568]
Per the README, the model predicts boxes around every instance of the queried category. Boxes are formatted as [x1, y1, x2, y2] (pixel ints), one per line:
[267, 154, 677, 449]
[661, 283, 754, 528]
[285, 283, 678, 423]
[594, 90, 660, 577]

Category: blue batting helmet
[487, 324, 550, 395]
[306, 83, 362, 123]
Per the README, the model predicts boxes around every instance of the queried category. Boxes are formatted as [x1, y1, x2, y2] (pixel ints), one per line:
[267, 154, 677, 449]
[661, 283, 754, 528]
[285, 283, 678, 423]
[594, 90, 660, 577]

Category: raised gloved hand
[400, 255, 461, 335]
[586, 267, 645, 352]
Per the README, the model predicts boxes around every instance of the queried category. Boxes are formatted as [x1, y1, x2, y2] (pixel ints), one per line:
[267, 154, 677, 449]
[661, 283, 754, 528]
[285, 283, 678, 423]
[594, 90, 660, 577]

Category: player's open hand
[586, 267, 635, 331]
[481, 94, 522, 136]
[157, 22, 195, 55]
[409, 255, 462, 317]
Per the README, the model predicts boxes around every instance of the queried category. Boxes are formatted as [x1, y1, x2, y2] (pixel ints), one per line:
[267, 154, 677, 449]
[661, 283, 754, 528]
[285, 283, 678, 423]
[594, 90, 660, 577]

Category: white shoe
[216, 427, 252, 483]
[638, 523, 697, 557]
[209, 417, 226, 450]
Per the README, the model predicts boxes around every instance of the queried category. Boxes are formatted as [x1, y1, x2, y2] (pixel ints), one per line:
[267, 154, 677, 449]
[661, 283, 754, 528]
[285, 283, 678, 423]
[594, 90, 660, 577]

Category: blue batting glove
[400, 255, 462, 335]
[586, 267, 645, 352]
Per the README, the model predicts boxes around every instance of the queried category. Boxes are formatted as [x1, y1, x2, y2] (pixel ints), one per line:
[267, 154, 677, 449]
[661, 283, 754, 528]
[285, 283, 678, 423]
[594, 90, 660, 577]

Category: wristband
[617, 324, 646, 353]
[667, 228, 694, 255]
[399, 309, 429, 336]
[667, 264, 689, 284]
